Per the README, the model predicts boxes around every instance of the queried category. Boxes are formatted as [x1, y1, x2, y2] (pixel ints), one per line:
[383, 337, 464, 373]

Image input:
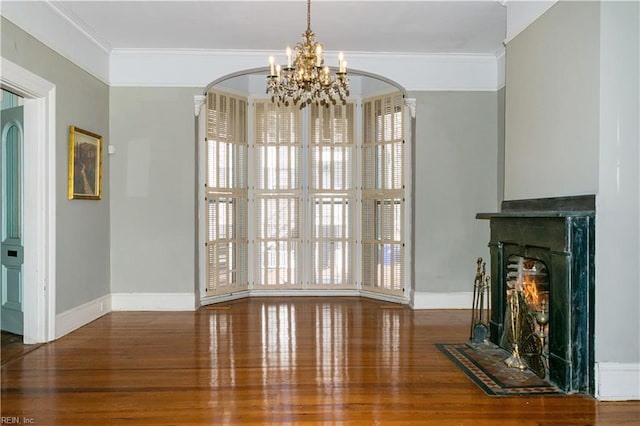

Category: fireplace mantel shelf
[476, 211, 594, 220]
[477, 195, 595, 220]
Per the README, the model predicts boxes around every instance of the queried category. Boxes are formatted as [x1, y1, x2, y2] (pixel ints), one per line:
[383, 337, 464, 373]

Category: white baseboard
[201, 289, 408, 306]
[411, 291, 474, 309]
[55, 294, 111, 339]
[248, 289, 362, 298]
[596, 362, 640, 401]
[359, 290, 410, 305]
[200, 291, 250, 306]
[111, 292, 196, 311]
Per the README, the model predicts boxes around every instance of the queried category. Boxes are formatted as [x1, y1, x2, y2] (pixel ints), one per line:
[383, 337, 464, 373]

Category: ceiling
[51, 1, 507, 55]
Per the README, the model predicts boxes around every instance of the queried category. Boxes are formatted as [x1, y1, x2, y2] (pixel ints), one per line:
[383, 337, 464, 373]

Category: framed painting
[68, 125, 103, 200]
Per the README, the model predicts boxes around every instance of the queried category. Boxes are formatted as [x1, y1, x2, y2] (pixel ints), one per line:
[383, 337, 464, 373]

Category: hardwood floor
[1, 331, 43, 367]
[1, 297, 638, 425]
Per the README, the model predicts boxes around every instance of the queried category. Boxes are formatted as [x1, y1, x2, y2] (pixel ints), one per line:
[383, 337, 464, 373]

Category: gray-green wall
[504, 1, 640, 368]
[1, 16, 502, 313]
[595, 1, 639, 366]
[109, 87, 199, 295]
[505, 1, 600, 200]
[497, 87, 505, 206]
[109, 88, 500, 300]
[411, 91, 499, 294]
[1, 18, 110, 314]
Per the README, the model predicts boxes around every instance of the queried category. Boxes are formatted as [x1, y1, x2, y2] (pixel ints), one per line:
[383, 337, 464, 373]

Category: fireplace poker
[470, 258, 489, 344]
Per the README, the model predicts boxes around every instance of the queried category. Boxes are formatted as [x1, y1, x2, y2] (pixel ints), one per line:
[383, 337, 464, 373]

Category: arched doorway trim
[202, 67, 409, 99]
[195, 67, 416, 307]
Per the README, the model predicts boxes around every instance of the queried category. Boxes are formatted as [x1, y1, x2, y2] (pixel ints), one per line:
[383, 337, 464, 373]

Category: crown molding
[48, 1, 113, 53]
[2, 1, 504, 91]
[1, 0, 110, 84]
[496, 47, 506, 89]
[110, 49, 503, 91]
[503, 0, 558, 45]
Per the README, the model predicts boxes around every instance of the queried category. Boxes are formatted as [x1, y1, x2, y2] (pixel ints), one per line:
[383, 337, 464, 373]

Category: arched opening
[197, 68, 414, 306]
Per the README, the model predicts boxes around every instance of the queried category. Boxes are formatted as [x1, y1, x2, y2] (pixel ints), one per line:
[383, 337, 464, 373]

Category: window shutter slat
[205, 90, 249, 295]
[361, 94, 405, 295]
[254, 101, 302, 288]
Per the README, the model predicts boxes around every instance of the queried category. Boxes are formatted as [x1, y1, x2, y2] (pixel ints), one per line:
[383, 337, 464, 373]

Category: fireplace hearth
[477, 195, 595, 395]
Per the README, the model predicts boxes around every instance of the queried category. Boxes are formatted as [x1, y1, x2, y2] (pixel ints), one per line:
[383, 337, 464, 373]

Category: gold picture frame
[68, 125, 103, 200]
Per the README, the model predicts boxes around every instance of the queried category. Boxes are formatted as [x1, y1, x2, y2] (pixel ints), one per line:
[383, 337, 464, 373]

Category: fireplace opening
[501, 256, 550, 379]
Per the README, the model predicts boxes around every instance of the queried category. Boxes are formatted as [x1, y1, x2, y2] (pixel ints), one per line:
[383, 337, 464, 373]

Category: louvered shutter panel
[309, 103, 356, 288]
[205, 91, 249, 295]
[205, 91, 405, 299]
[362, 93, 405, 295]
[254, 101, 303, 288]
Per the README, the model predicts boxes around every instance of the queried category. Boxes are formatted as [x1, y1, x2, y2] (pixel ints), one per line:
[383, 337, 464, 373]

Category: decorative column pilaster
[404, 98, 416, 118]
[194, 95, 206, 117]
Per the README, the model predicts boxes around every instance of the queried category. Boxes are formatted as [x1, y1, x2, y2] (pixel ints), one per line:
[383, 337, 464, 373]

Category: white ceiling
[51, 0, 507, 55]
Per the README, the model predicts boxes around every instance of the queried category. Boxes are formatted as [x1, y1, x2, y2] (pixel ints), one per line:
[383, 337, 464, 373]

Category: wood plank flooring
[1, 331, 44, 367]
[1, 297, 639, 425]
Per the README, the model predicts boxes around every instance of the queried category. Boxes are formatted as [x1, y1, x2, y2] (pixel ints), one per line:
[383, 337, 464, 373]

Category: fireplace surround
[477, 195, 595, 394]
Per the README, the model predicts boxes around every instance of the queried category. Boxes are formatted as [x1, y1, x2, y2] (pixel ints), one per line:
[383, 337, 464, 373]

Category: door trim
[1, 58, 56, 343]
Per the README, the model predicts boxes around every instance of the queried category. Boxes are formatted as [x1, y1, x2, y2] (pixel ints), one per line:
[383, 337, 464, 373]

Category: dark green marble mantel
[477, 196, 595, 395]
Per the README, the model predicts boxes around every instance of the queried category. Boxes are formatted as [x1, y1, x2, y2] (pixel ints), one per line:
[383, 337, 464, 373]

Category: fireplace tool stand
[470, 257, 491, 344]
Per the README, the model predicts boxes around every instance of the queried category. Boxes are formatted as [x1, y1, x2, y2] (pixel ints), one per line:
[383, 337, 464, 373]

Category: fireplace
[477, 195, 595, 394]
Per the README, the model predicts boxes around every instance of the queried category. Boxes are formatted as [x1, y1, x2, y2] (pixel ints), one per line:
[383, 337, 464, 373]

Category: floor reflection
[381, 309, 401, 382]
[205, 299, 410, 398]
[315, 303, 348, 388]
[208, 313, 235, 388]
[2, 299, 624, 424]
[261, 303, 297, 385]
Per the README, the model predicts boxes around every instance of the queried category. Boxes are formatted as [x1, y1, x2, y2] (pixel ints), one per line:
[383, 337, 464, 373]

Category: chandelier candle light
[267, 0, 349, 108]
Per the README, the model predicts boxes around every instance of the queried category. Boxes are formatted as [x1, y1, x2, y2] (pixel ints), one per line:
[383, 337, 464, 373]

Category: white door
[1, 105, 24, 335]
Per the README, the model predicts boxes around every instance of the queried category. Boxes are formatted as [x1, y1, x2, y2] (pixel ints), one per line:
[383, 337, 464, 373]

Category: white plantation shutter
[309, 103, 356, 288]
[362, 94, 405, 296]
[205, 91, 249, 295]
[254, 101, 303, 288]
[205, 91, 406, 300]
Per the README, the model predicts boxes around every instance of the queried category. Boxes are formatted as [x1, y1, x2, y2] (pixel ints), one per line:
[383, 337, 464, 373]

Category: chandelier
[266, 0, 349, 108]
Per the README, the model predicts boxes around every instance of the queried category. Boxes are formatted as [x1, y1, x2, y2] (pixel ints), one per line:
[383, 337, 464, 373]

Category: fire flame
[522, 277, 540, 310]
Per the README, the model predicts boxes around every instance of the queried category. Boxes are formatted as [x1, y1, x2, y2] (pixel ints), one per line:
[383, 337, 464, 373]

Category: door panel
[1, 105, 24, 335]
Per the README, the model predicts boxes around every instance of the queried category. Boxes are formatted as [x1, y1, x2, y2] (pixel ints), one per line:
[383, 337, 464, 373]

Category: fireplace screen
[500, 256, 550, 378]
